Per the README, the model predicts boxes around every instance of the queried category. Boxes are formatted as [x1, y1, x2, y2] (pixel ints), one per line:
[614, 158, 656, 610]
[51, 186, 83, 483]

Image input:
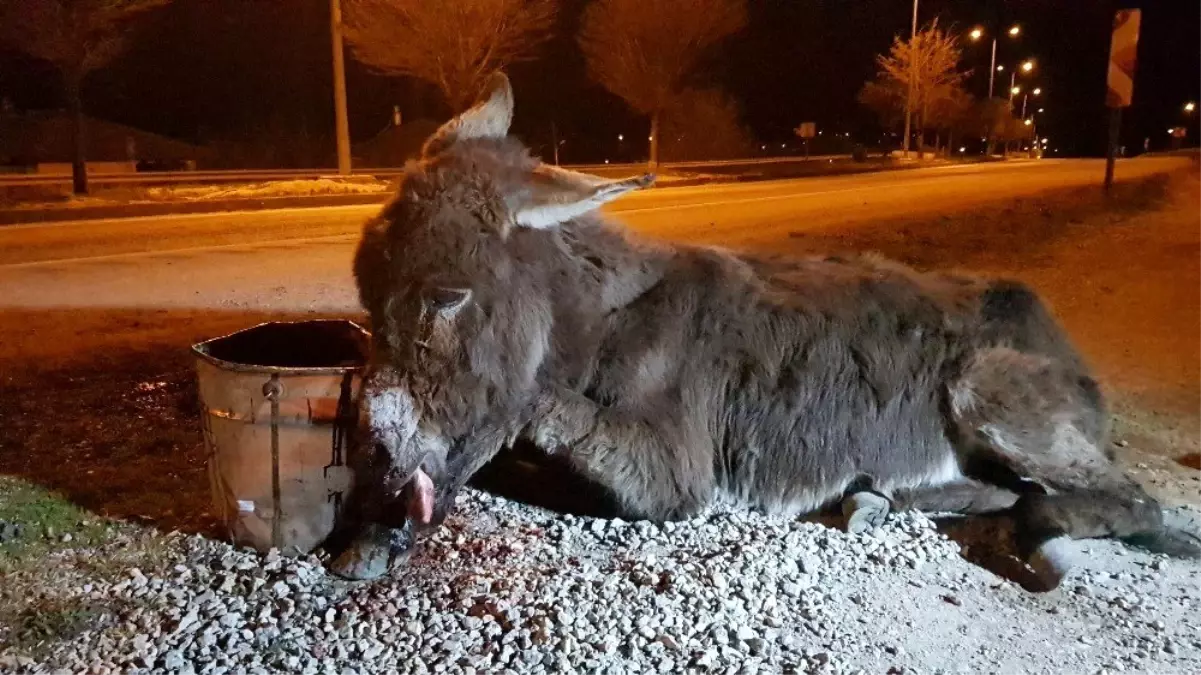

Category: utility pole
[330, 0, 352, 175]
[901, 0, 919, 160]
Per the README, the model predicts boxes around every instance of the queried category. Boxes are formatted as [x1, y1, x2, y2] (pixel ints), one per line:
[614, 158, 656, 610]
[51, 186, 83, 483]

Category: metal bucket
[192, 319, 370, 555]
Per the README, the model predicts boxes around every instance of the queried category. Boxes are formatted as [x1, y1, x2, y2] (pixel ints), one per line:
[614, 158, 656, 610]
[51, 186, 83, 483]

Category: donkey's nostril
[405, 468, 436, 525]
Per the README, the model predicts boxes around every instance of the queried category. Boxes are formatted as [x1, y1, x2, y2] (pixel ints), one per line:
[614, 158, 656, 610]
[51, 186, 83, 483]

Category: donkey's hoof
[1027, 535, 1077, 591]
[843, 492, 891, 535]
[329, 540, 390, 581]
[329, 524, 412, 581]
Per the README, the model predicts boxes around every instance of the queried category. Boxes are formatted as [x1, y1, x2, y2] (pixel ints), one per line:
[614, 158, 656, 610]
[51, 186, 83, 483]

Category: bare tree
[659, 88, 753, 162]
[578, 0, 747, 167]
[342, 0, 557, 114]
[970, 97, 1025, 156]
[927, 84, 973, 154]
[0, 0, 172, 194]
[860, 77, 973, 155]
[867, 19, 968, 151]
[858, 79, 906, 132]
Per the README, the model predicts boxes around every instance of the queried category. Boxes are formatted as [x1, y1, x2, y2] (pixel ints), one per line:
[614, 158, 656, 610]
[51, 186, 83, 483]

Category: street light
[1008, 60, 1035, 100]
[1186, 102, 1197, 113]
[1024, 119, 1032, 126]
[1016, 85, 1042, 120]
[969, 24, 1022, 98]
[1038, 107, 1045, 113]
[1011, 86, 1021, 95]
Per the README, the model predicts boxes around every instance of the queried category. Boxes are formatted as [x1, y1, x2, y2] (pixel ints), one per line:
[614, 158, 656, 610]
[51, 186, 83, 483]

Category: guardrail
[0, 154, 852, 187]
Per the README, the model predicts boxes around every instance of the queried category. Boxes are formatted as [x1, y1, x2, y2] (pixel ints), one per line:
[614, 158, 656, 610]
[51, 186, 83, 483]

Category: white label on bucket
[237, 500, 256, 513]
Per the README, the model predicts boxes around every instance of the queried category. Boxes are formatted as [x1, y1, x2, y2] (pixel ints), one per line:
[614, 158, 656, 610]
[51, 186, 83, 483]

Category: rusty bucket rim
[191, 318, 372, 375]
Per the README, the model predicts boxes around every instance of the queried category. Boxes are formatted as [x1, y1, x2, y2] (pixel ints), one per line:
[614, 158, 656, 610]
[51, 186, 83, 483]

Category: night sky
[0, 0, 1196, 163]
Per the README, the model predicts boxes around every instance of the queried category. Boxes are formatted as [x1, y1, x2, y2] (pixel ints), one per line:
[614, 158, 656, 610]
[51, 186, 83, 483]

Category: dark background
[0, 0, 1196, 164]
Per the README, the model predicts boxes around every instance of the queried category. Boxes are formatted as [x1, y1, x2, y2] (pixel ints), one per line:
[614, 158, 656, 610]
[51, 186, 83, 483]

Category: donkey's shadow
[469, 440, 1046, 591]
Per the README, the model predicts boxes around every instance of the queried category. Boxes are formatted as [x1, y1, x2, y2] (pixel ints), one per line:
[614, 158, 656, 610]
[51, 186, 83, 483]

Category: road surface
[0, 156, 1189, 314]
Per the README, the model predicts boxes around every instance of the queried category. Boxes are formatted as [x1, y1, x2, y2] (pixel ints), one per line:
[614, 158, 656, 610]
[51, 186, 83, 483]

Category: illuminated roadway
[0, 156, 1189, 314]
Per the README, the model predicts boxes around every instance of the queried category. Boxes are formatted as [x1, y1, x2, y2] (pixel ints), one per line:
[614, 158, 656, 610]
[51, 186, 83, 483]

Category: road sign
[1105, 9, 1141, 109]
[795, 122, 816, 139]
[1104, 8, 1141, 193]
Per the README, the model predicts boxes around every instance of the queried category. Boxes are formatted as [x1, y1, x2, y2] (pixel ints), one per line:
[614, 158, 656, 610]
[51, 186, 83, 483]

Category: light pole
[1007, 60, 1034, 101]
[969, 24, 1020, 99]
[902, 0, 919, 160]
[1020, 87, 1040, 120]
[329, 0, 352, 175]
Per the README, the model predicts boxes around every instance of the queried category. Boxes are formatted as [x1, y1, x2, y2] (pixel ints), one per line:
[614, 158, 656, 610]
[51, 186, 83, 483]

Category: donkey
[331, 72, 1200, 588]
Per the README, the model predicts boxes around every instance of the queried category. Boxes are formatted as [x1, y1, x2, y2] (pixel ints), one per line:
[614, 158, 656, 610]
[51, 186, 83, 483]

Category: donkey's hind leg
[892, 479, 1020, 516]
[841, 455, 1028, 534]
[840, 491, 893, 534]
[947, 347, 1192, 591]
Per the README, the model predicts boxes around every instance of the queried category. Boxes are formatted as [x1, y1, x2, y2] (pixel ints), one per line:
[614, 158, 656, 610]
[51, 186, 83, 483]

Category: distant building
[0, 109, 209, 174]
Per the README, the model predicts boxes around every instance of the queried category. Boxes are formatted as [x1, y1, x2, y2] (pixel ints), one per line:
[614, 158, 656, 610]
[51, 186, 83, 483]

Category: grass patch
[1, 595, 114, 658]
[0, 476, 110, 574]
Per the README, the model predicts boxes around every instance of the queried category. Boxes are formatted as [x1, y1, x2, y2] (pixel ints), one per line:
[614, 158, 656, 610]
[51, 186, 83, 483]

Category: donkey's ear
[421, 72, 514, 157]
[512, 165, 655, 230]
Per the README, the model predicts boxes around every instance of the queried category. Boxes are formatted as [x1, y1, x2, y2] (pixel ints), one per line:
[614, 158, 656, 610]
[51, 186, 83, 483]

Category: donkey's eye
[426, 287, 473, 314]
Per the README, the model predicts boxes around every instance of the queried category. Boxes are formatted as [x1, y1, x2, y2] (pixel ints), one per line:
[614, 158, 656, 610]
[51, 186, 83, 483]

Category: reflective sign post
[1104, 9, 1140, 193]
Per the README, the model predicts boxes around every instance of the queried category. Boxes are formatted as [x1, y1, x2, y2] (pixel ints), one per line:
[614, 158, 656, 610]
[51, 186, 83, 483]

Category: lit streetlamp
[968, 24, 1022, 98]
[1020, 86, 1041, 119]
[1007, 59, 1035, 100]
[1186, 102, 1197, 113]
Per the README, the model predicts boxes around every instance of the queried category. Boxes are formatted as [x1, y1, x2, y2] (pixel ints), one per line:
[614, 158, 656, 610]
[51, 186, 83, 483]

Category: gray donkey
[331, 72, 1199, 589]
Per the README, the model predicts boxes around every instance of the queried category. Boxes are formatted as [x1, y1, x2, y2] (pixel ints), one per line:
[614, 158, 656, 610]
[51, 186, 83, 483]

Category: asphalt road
[0, 156, 1188, 314]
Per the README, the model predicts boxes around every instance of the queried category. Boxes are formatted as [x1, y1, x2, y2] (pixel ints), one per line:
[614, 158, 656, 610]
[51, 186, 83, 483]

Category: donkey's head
[352, 72, 653, 528]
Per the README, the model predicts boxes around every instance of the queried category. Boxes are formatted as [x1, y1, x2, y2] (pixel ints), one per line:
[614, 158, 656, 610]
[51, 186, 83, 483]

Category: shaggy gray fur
[334, 73, 1199, 588]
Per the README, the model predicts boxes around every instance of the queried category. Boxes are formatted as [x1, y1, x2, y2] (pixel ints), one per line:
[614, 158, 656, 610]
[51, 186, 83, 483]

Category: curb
[0, 193, 393, 226]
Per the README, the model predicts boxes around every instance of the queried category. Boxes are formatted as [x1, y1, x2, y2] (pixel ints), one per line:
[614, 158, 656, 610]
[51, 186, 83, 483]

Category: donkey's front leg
[527, 387, 712, 522]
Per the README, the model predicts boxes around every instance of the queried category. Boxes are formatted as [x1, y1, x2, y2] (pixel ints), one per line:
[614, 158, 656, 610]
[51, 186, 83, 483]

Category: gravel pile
[3, 490, 1199, 675]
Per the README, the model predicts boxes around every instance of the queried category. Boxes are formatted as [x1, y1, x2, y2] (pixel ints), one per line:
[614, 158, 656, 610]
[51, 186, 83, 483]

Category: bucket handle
[262, 375, 284, 550]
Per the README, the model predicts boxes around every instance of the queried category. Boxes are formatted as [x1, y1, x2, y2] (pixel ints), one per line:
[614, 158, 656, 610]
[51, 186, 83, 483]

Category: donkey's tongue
[406, 468, 435, 525]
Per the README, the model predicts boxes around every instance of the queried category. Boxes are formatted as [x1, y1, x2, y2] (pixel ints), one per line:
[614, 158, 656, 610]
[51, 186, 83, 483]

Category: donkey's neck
[558, 216, 674, 313]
